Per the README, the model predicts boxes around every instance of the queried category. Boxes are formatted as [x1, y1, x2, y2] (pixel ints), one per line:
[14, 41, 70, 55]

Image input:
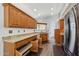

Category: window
[37, 23, 47, 30]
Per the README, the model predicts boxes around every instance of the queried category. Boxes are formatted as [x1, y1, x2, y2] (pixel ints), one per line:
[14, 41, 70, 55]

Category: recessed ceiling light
[33, 9, 37, 11]
[51, 8, 53, 11]
[51, 13, 53, 15]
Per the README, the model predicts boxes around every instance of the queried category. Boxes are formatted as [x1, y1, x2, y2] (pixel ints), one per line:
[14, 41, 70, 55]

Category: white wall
[0, 3, 4, 56]
[0, 4, 35, 56]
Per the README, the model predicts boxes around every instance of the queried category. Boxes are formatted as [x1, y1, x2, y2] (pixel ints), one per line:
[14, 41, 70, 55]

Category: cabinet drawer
[16, 50, 22, 56]
[31, 39, 38, 52]
[15, 38, 30, 48]
[15, 36, 37, 48]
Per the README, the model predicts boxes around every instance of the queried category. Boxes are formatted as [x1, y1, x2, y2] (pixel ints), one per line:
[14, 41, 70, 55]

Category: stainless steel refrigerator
[64, 6, 78, 56]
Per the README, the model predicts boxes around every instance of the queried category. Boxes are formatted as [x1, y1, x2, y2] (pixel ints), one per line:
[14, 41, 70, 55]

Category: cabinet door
[32, 19, 37, 28]
[27, 17, 36, 28]
[4, 41, 15, 56]
[22, 14, 28, 28]
[27, 17, 32, 28]
[16, 9, 21, 27]
[24, 15, 28, 28]
[30, 18, 35, 28]
[9, 6, 18, 27]
[18, 12, 22, 27]
[59, 19, 64, 30]
[3, 3, 37, 28]
[42, 34, 48, 41]
[21, 14, 25, 28]
[29, 18, 33, 28]
[17, 12, 21, 27]
[31, 40, 38, 52]
[19, 12, 24, 28]
[23, 14, 27, 28]
[55, 29, 62, 46]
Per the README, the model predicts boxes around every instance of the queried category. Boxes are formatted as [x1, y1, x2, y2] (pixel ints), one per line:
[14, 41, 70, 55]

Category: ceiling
[12, 3, 66, 21]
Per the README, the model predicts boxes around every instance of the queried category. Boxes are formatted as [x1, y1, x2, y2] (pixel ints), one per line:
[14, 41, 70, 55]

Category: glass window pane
[37, 23, 47, 30]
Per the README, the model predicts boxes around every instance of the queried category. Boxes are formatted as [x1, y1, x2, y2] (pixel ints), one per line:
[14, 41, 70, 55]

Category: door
[64, 8, 77, 56]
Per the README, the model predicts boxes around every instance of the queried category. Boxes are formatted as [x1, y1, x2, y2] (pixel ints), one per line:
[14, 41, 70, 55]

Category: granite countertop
[3, 33, 40, 43]
[40, 32, 48, 34]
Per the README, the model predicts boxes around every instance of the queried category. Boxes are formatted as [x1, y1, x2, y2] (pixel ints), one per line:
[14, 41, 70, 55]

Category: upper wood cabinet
[9, 5, 19, 27]
[3, 3, 37, 28]
[59, 19, 64, 32]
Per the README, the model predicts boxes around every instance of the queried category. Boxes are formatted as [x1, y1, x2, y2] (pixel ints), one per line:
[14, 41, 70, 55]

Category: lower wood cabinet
[4, 36, 37, 56]
[4, 42, 15, 56]
[54, 19, 64, 46]
[31, 40, 38, 53]
[15, 37, 34, 48]
[40, 33, 48, 42]
[16, 50, 22, 56]
[55, 29, 63, 46]
[4, 33, 46, 56]
[38, 37, 43, 48]
[16, 43, 32, 56]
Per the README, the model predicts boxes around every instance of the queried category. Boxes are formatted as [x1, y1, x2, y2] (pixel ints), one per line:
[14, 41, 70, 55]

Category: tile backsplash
[1, 28, 35, 37]
[9, 30, 13, 34]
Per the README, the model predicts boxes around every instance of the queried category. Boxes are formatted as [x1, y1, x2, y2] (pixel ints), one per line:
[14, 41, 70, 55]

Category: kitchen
[0, 3, 78, 56]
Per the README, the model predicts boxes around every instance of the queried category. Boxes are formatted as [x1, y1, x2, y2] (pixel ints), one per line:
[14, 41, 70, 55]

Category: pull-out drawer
[16, 43, 32, 56]
[15, 38, 31, 48]
[15, 36, 36, 48]
[31, 39, 38, 53]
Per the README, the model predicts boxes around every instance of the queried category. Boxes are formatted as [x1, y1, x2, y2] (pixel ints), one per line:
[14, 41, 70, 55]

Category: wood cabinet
[54, 19, 64, 46]
[10, 5, 21, 27]
[3, 3, 37, 28]
[4, 35, 37, 56]
[16, 43, 32, 56]
[4, 42, 15, 56]
[59, 19, 64, 32]
[40, 33, 48, 42]
[15, 36, 36, 48]
[55, 29, 63, 46]
[31, 40, 38, 52]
